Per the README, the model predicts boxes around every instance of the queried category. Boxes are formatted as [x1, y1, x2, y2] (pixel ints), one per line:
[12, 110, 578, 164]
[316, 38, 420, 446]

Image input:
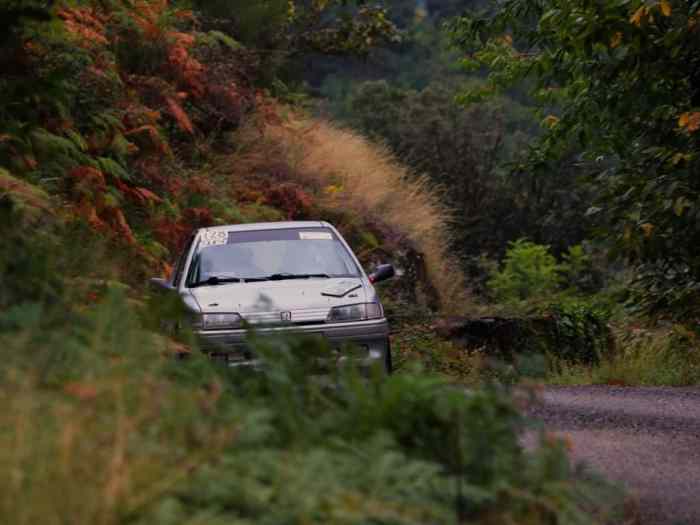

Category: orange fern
[165, 96, 194, 134]
[58, 7, 108, 48]
[130, 0, 169, 40]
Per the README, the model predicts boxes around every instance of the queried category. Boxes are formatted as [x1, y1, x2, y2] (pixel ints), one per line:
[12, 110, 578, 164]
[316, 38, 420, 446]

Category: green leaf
[674, 197, 691, 217]
[97, 157, 131, 181]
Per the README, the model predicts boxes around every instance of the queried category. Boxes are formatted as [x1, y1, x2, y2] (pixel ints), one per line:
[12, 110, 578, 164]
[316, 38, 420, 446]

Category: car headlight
[196, 313, 243, 331]
[327, 303, 383, 323]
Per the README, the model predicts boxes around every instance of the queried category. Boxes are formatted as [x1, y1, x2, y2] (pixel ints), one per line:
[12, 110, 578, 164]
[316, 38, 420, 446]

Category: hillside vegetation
[261, 117, 463, 307]
[0, 1, 628, 524]
[313, 0, 700, 386]
[7, 0, 700, 521]
[1, 0, 462, 309]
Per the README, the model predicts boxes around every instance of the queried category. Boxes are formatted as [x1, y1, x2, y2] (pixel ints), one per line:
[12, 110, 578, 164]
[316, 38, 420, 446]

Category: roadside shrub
[488, 239, 561, 305]
[545, 301, 613, 366]
[0, 291, 236, 524]
[617, 326, 695, 385]
[485, 240, 613, 318]
[626, 259, 700, 324]
[427, 301, 613, 382]
[0, 277, 624, 524]
[559, 243, 605, 294]
[550, 324, 700, 387]
[391, 322, 485, 384]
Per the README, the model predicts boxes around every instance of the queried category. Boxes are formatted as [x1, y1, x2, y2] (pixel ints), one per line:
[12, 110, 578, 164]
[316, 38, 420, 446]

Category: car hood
[189, 278, 367, 323]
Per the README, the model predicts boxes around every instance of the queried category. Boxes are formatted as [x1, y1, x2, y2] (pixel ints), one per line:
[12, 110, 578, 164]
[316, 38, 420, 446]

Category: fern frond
[97, 157, 131, 181]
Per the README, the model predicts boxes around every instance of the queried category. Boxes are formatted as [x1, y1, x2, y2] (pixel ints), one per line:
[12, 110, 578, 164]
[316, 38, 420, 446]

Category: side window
[185, 252, 201, 287]
[172, 235, 195, 288]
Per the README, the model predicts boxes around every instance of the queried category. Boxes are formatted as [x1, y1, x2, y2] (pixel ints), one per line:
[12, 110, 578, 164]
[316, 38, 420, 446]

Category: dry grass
[0, 375, 218, 525]
[0, 310, 232, 525]
[229, 114, 466, 311]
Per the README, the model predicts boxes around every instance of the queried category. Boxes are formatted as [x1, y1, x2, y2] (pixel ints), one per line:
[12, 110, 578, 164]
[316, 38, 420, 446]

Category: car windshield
[186, 227, 361, 286]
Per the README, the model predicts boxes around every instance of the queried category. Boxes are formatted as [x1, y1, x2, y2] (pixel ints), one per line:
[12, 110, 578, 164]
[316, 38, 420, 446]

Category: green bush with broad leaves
[487, 240, 607, 306]
[482, 240, 614, 368]
[488, 239, 562, 304]
[544, 301, 613, 366]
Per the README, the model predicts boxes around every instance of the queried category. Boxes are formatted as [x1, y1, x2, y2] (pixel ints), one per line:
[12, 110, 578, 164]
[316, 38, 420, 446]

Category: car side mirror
[149, 277, 175, 292]
[369, 264, 395, 284]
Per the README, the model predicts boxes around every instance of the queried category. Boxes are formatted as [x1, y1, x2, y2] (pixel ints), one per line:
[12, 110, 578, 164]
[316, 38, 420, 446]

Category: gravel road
[526, 386, 700, 525]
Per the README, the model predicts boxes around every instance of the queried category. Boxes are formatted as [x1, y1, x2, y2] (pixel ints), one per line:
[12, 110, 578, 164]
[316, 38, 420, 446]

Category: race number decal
[299, 231, 333, 240]
[200, 230, 228, 247]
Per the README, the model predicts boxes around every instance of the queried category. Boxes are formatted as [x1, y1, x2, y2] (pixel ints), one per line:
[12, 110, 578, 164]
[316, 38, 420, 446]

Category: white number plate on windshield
[299, 231, 333, 240]
[200, 231, 228, 247]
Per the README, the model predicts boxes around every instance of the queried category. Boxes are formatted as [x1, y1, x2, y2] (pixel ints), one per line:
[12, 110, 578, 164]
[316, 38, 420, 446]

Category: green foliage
[626, 259, 700, 322]
[391, 322, 485, 384]
[0, 195, 62, 311]
[550, 324, 700, 387]
[196, 0, 289, 46]
[0, 245, 625, 524]
[484, 238, 612, 317]
[193, 0, 400, 57]
[559, 244, 593, 291]
[195, 30, 242, 51]
[326, 77, 595, 274]
[545, 301, 613, 366]
[194, 0, 401, 88]
[450, 0, 700, 322]
[483, 240, 613, 366]
[488, 239, 561, 303]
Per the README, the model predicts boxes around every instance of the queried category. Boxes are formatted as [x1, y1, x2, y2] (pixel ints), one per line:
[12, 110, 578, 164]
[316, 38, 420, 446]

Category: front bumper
[196, 318, 390, 371]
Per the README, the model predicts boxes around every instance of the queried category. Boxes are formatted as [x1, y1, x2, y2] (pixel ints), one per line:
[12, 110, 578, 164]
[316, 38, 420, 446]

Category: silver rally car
[150, 221, 395, 373]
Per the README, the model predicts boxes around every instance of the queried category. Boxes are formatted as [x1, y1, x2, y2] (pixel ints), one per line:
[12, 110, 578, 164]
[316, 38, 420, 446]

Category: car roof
[197, 221, 330, 234]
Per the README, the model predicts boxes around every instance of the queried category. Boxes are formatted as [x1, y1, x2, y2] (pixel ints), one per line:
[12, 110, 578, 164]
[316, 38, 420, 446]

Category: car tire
[385, 338, 393, 375]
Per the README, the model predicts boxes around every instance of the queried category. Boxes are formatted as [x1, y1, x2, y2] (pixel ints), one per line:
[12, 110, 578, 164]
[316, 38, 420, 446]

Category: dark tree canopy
[451, 0, 700, 320]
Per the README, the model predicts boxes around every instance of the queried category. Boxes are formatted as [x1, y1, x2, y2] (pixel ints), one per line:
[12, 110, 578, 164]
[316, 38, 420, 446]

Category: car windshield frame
[185, 227, 362, 288]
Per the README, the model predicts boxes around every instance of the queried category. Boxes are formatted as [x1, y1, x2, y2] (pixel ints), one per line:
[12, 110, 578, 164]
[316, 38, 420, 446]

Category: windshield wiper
[190, 276, 242, 287]
[191, 274, 332, 285]
[265, 273, 331, 281]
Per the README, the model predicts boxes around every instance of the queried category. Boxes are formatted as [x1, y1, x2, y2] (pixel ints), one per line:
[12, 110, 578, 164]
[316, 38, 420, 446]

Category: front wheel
[385, 338, 393, 375]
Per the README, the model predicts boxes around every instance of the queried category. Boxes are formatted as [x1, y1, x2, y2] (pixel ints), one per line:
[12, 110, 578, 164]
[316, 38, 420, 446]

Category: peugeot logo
[280, 311, 292, 322]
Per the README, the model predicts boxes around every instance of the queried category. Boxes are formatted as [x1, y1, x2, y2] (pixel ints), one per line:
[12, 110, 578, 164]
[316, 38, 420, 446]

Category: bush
[485, 240, 611, 315]
[544, 300, 613, 366]
[0, 266, 624, 524]
[558, 244, 604, 294]
[550, 324, 700, 387]
[390, 322, 486, 384]
[488, 239, 561, 304]
[427, 301, 614, 379]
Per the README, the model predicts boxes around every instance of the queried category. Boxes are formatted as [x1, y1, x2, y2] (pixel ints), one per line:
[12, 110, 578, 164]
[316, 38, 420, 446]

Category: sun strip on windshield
[225, 228, 338, 244]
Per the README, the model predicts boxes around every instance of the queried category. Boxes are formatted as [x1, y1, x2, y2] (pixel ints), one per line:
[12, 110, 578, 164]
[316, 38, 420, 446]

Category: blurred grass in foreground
[0, 202, 624, 524]
[0, 292, 625, 524]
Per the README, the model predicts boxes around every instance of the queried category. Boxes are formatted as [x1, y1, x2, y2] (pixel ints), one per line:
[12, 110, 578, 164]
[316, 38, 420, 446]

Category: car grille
[241, 307, 329, 326]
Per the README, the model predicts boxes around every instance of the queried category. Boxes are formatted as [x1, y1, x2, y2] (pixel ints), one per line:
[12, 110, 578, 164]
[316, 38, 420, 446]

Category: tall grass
[239, 115, 466, 311]
[0, 286, 624, 525]
[548, 324, 700, 386]
[0, 295, 233, 525]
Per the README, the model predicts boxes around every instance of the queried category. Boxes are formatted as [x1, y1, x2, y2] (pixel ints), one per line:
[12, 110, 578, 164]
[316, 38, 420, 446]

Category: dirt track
[527, 386, 700, 525]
